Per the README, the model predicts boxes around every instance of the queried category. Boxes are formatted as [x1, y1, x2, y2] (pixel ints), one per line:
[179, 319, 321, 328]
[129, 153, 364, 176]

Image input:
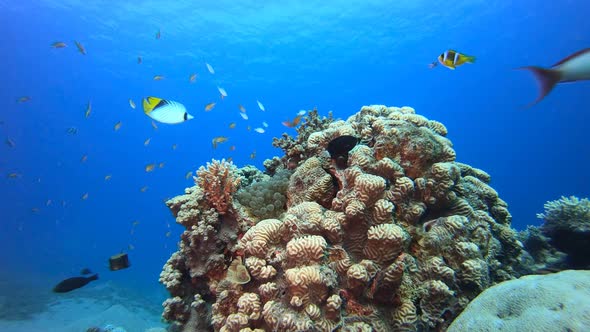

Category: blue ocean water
[1, 0, 589, 317]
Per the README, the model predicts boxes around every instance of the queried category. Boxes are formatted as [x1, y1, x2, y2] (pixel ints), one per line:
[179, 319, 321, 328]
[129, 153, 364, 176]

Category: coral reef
[448, 270, 590, 332]
[519, 195, 590, 270]
[160, 105, 529, 331]
[195, 159, 241, 215]
[235, 170, 290, 219]
[271, 108, 334, 170]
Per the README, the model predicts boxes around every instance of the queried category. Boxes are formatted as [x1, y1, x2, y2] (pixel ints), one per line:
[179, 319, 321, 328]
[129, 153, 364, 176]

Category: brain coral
[160, 105, 528, 331]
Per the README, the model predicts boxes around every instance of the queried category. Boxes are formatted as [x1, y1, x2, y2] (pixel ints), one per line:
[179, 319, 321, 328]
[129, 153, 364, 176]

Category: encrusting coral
[160, 105, 529, 331]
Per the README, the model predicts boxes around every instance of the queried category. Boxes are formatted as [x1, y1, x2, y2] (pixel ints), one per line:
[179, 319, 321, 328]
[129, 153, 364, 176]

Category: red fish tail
[517, 66, 562, 107]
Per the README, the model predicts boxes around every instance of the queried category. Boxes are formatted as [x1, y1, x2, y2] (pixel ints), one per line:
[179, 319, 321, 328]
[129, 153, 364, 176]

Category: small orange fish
[145, 163, 156, 172]
[74, 41, 86, 55]
[282, 115, 303, 128]
[132, 220, 140, 226]
[144, 138, 151, 146]
[17, 96, 31, 103]
[80, 154, 88, 163]
[151, 120, 158, 130]
[140, 186, 148, 192]
[172, 144, 177, 150]
[247, 125, 251, 131]
[229, 145, 236, 151]
[129, 99, 136, 109]
[137, 56, 142, 64]
[185, 171, 192, 179]
[128, 244, 135, 250]
[85, 101, 92, 118]
[212, 136, 228, 149]
[205, 102, 216, 111]
[51, 41, 67, 48]
[104, 174, 112, 181]
[7, 172, 21, 178]
[153, 75, 164, 81]
[114, 121, 122, 131]
[159, 162, 165, 168]
[156, 29, 161, 39]
[81, 192, 89, 200]
[229, 122, 236, 129]
[238, 104, 246, 113]
[250, 150, 256, 159]
[226, 157, 233, 163]
[165, 231, 171, 237]
[5, 138, 15, 148]
[189, 73, 197, 82]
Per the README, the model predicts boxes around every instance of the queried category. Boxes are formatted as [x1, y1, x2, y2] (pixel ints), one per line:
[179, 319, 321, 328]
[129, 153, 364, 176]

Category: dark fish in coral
[518, 48, 590, 107]
[328, 135, 359, 169]
[53, 273, 98, 293]
[430, 49, 476, 70]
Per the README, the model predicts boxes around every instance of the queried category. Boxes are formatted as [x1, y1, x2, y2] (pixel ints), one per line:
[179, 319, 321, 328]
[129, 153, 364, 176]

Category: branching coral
[272, 108, 334, 169]
[535, 195, 590, 268]
[196, 159, 241, 215]
[160, 105, 529, 332]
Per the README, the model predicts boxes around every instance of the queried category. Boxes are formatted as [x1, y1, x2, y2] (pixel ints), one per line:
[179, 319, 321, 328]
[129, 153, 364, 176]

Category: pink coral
[195, 159, 241, 215]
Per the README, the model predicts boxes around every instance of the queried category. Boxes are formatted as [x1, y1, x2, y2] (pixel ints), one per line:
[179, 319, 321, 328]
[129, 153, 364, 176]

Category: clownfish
[429, 50, 476, 70]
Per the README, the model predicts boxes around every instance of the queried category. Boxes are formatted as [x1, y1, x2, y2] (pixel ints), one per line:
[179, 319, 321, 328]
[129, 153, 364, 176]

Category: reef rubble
[160, 105, 530, 331]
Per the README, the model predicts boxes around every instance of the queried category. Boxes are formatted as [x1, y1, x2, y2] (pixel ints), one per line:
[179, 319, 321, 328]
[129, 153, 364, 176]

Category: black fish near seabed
[53, 274, 98, 293]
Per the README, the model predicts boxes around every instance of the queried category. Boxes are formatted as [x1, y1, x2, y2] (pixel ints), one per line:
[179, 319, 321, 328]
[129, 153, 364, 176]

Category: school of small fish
[7, 33, 309, 248]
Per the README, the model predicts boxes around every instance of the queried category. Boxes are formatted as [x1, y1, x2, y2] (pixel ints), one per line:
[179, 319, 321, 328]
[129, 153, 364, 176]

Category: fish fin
[517, 66, 562, 107]
[465, 55, 476, 63]
[90, 273, 99, 281]
[142, 97, 162, 114]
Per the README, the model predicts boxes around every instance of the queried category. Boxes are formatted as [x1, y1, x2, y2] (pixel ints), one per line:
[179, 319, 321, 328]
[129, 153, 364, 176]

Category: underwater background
[1, 0, 589, 321]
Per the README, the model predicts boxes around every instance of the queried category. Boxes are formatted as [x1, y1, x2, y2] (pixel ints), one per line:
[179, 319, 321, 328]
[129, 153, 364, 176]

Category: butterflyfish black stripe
[154, 99, 169, 110]
[183, 112, 188, 121]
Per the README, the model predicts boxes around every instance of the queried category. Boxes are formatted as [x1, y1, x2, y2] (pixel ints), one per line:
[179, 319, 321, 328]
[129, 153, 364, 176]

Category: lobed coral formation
[160, 105, 529, 331]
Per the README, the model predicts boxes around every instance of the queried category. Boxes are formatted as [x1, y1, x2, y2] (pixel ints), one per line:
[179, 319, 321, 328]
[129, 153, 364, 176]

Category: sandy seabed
[0, 280, 168, 332]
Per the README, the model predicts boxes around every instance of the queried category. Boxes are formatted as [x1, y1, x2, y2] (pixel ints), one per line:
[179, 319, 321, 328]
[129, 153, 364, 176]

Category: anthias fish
[53, 273, 98, 293]
[519, 48, 590, 107]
